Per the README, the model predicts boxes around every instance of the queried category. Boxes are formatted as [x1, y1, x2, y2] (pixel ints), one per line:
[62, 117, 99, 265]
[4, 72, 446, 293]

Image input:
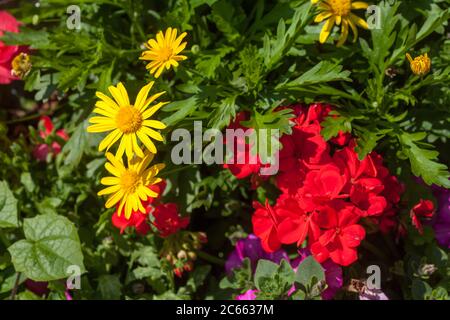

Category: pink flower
[236, 289, 257, 300]
[0, 11, 21, 84]
[32, 116, 69, 161]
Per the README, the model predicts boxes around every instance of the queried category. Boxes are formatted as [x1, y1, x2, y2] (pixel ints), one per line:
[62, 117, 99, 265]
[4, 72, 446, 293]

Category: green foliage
[0, 0, 448, 301]
[0, 181, 19, 229]
[8, 214, 85, 281]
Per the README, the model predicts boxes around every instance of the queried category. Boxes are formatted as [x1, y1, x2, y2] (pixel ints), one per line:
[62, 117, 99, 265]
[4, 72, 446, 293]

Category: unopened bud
[183, 261, 193, 272]
[187, 251, 197, 260]
[177, 250, 187, 260]
[418, 264, 437, 277]
[198, 232, 208, 244]
[174, 268, 183, 278]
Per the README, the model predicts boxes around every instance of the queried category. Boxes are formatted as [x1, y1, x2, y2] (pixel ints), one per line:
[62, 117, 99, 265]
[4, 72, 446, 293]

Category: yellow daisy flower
[98, 152, 165, 219]
[312, 0, 369, 47]
[87, 81, 168, 159]
[140, 27, 188, 78]
[406, 53, 431, 76]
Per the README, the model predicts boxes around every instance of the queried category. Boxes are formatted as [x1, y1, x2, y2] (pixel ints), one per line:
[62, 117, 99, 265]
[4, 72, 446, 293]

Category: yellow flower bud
[406, 53, 431, 76]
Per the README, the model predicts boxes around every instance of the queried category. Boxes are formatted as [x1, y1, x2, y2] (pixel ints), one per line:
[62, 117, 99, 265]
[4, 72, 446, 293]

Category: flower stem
[197, 251, 225, 266]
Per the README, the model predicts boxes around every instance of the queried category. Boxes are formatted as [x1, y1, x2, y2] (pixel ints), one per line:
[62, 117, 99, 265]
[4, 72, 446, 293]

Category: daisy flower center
[159, 46, 174, 61]
[328, 0, 351, 16]
[120, 170, 141, 193]
[116, 106, 143, 134]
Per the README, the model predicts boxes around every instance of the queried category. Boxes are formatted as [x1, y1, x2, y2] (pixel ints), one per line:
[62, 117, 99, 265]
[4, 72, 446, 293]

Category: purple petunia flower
[236, 289, 257, 300]
[225, 234, 289, 274]
[431, 185, 450, 248]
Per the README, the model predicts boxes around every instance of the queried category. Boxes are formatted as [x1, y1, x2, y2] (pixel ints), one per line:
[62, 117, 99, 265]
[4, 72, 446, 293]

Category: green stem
[5, 112, 52, 125]
[197, 251, 225, 266]
[10, 272, 21, 300]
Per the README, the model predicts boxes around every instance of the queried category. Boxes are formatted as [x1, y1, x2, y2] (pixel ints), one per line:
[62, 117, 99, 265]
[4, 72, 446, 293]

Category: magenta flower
[225, 234, 288, 274]
[236, 289, 257, 300]
[431, 185, 450, 248]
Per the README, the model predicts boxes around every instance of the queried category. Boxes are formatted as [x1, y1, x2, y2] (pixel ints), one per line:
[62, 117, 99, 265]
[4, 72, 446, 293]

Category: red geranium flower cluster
[112, 180, 189, 237]
[226, 103, 404, 266]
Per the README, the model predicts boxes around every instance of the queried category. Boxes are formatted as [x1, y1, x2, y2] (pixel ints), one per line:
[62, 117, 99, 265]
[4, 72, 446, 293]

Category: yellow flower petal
[142, 120, 166, 130]
[87, 124, 115, 133]
[351, 2, 369, 10]
[349, 13, 368, 30]
[101, 177, 120, 185]
[134, 81, 154, 111]
[141, 126, 164, 141]
[109, 83, 128, 107]
[96, 92, 119, 110]
[141, 101, 168, 119]
[105, 190, 124, 208]
[99, 129, 122, 152]
[136, 131, 157, 154]
[319, 16, 335, 44]
[98, 184, 121, 196]
[337, 19, 349, 47]
[314, 12, 332, 23]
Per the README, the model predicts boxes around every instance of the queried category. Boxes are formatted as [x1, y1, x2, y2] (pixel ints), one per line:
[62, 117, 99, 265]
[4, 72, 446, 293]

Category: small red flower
[33, 116, 69, 161]
[223, 112, 263, 179]
[311, 201, 365, 266]
[152, 203, 189, 238]
[111, 181, 166, 235]
[112, 210, 150, 235]
[410, 199, 435, 234]
[300, 163, 348, 210]
[275, 194, 321, 246]
[252, 200, 281, 252]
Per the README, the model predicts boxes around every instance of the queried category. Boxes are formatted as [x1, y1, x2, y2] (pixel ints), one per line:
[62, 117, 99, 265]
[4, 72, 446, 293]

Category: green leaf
[57, 121, 88, 177]
[411, 278, 432, 300]
[97, 275, 122, 300]
[277, 61, 351, 90]
[208, 95, 237, 130]
[8, 214, 85, 281]
[254, 259, 279, 291]
[254, 259, 294, 299]
[355, 128, 392, 160]
[0, 181, 19, 229]
[321, 114, 352, 141]
[262, 2, 312, 70]
[294, 256, 325, 289]
[399, 132, 450, 188]
[162, 96, 198, 127]
[210, 0, 245, 43]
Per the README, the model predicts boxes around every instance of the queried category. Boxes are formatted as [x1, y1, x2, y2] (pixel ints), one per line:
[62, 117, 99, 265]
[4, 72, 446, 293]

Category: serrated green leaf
[399, 132, 450, 188]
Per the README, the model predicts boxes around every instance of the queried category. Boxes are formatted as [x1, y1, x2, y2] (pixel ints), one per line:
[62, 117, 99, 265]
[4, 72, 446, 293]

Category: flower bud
[406, 53, 431, 76]
[174, 268, 183, 278]
[177, 250, 187, 260]
[187, 251, 197, 260]
[418, 264, 437, 277]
